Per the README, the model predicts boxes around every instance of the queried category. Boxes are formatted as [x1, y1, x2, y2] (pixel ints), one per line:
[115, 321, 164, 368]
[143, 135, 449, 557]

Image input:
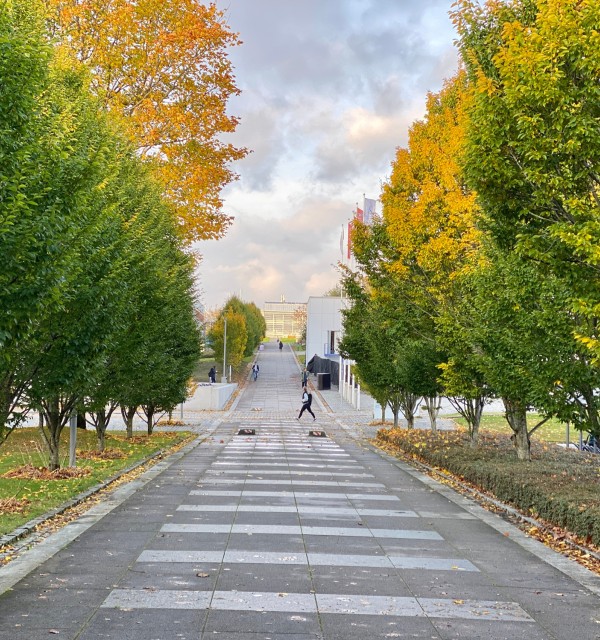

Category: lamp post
[221, 316, 228, 383]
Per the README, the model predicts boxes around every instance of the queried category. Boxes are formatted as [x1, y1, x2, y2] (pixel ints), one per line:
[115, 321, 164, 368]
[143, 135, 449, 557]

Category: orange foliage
[382, 70, 481, 298]
[46, 0, 248, 241]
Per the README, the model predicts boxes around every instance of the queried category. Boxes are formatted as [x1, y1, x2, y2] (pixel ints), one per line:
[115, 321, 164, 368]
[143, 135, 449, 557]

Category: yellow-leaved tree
[382, 69, 480, 301]
[380, 69, 487, 442]
[46, 0, 248, 241]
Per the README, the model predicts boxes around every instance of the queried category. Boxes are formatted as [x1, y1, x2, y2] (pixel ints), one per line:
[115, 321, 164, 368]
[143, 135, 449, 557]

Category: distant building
[263, 297, 306, 340]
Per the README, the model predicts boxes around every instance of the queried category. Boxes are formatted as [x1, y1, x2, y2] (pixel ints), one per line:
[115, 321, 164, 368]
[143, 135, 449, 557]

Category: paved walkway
[0, 342, 599, 639]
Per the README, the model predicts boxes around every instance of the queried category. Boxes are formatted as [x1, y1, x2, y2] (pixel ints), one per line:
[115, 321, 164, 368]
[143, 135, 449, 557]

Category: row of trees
[0, 1, 244, 467]
[208, 297, 266, 370]
[340, 0, 600, 461]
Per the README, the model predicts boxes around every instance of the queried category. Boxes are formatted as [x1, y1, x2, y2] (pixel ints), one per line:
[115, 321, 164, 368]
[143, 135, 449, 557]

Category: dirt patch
[76, 448, 126, 460]
[0, 498, 31, 515]
[3, 464, 92, 480]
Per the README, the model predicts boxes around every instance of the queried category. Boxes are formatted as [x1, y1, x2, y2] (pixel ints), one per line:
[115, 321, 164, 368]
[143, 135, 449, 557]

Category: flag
[339, 224, 345, 260]
[355, 207, 364, 223]
[363, 197, 377, 225]
[347, 221, 353, 260]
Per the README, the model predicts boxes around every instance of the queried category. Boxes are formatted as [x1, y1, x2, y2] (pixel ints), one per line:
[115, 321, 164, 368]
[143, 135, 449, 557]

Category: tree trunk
[95, 409, 107, 452]
[423, 396, 442, 433]
[398, 391, 419, 430]
[42, 398, 63, 471]
[388, 396, 401, 428]
[146, 405, 155, 435]
[503, 397, 530, 461]
[381, 403, 386, 423]
[467, 397, 485, 448]
[448, 395, 486, 448]
[121, 405, 137, 439]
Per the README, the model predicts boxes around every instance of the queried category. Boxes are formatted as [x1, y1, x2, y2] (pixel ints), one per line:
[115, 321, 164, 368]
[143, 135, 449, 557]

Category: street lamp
[221, 316, 228, 383]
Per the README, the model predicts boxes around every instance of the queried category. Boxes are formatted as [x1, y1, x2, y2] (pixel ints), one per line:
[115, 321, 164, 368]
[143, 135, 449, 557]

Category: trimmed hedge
[376, 427, 600, 547]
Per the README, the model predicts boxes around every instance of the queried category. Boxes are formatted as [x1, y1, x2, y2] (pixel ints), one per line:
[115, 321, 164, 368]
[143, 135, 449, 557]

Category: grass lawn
[450, 412, 577, 444]
[0, 427, 192, 536]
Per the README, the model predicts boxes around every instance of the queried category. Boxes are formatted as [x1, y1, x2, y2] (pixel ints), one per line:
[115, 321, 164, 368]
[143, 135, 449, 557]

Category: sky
[197, 0, 459, 311]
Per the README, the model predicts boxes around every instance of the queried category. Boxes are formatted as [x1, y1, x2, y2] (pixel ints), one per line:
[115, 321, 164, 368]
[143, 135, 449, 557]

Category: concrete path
[0, 342, 599, 639]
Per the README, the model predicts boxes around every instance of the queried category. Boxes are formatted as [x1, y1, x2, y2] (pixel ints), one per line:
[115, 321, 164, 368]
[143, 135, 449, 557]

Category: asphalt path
[0, 341, 598, 639]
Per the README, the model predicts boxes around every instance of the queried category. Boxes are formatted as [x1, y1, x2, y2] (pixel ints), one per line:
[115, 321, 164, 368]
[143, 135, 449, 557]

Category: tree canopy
[46, 0, 248, 241]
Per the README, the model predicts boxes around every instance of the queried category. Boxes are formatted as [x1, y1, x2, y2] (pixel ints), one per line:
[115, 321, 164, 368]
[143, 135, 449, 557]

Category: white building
[305, 296, 345, 364]
[263, 299, 306, 340]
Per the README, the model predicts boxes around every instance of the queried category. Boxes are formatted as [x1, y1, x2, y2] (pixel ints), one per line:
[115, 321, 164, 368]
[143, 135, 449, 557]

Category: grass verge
[0, 428, 193, 537]
[451, 412, 576, 444]
[375, 426, 600, 552]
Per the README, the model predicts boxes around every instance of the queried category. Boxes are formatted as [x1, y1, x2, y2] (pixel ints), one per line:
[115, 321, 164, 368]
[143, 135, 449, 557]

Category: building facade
[304, 296, 346, 364]
[263, 300, 306, 340]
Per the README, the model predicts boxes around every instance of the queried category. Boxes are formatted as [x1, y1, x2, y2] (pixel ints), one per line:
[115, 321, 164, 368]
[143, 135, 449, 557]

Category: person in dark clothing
[297, 387, 315, 420]
[301, 367, 308, 387]
[279, 340, 283, 351]
[208, 367, 216, 383]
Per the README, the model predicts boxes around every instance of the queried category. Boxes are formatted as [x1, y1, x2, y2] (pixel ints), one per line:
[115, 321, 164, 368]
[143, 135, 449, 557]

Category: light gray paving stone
[190, 490, 401, 501]
[137, 550, 476, 572]
[100, 589, 532, 623]
[196, 479, 386, 488]
[177, 505, 417, 517]
[212, 462, 361, 468]
[138, 550, 225, 563]
[161, 523, 443, 539]
[101, 588, 211, 609]
[211, 590, 316, 613]
[204, 470, 375, 477]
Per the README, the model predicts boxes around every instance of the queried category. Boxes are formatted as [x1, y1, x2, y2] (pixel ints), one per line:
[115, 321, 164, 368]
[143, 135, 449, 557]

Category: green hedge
[377, 428, 600, 547]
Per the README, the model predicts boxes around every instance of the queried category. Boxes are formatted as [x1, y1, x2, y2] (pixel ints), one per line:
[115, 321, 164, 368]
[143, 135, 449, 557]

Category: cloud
[206, 0, 459, 310]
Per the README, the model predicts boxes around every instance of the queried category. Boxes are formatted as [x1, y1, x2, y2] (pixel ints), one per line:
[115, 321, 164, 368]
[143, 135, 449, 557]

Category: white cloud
[203, 0, 459, 310]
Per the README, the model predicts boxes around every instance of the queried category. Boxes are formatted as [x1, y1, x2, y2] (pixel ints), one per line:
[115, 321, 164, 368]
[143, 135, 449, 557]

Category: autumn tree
[452, 0, 600, 354]
[208, 310, 247, 372]
[377, 71, 479, 429]
[383, 70, 480, 305]
[46, 0, 248, 241]
[222, 297, 266, 356]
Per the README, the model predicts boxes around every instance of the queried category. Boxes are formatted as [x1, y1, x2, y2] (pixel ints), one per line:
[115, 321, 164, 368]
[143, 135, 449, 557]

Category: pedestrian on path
[297, 386, 316, 420]
[208, 366, 216, 383]
[279, 340, 283, 351]
[252, 362, 259, 381]
[301, 367, 308, 387]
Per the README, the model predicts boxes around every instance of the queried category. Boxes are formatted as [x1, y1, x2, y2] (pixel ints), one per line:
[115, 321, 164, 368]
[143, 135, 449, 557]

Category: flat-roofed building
[263, 298, 306, 340]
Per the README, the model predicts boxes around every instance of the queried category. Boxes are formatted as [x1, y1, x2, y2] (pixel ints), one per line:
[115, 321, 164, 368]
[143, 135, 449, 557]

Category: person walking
[252, 362, 259, 381]
[301, 367, 308, 387]
[297, 386, 316, 421]
[278, 340, 283, 351]
[208, 367, 216, 383]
